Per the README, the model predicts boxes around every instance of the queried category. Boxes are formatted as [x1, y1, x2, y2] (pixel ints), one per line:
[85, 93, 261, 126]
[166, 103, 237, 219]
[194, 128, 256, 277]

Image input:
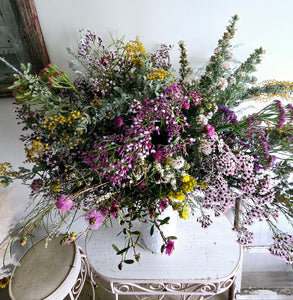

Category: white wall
[34, 0, 293, 82]
[1, 0, 293, 273]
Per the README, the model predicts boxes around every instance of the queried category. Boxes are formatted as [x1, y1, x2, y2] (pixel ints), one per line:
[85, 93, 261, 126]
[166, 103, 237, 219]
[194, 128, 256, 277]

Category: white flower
[221, 61, 231, 70]
[196, 114, 209, 126]
[170, 156, 185, 170]
[183, 75, 198, 86]
[228, 76, 236, 84]
[198, 140, 212, 155]
[214, 47, 222, 54]
[217, 78, 228, 91]
[226, 51, 233, 59]
[237, 71, 246, 78]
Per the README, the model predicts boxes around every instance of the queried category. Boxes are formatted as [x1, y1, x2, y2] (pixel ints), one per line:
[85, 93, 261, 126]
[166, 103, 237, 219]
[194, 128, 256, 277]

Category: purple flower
[85, 209, 103, 229]
[164, 240, 175, 255]
[205, 124, 215, 137]
[114, 117, 124, 128]
[56, 195, 74, 212]
[30, 179, 43, 192]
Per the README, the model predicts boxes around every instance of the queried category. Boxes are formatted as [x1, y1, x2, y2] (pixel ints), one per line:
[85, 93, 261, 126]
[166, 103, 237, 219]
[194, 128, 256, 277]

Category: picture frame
[0, 0, 49, 97]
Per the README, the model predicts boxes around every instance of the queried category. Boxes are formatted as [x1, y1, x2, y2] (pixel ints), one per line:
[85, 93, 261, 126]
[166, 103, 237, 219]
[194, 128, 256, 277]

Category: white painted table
[86, 214, 243, 300]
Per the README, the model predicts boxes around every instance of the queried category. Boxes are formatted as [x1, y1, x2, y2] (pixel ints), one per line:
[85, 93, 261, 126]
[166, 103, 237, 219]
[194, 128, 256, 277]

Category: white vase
[140, 206, 177, 253]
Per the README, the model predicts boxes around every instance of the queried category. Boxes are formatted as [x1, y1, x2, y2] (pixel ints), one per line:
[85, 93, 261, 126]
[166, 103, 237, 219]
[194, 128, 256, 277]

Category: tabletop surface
[86, 213, 242, 282]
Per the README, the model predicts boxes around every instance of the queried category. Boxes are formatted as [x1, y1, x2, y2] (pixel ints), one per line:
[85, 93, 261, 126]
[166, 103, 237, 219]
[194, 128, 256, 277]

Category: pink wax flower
[205, 124, 215, 137]
[164, 240, 175, 256]
[30, 178, 43, 192]
[56, 194, 74, 212]
[85, 209, 103, 229]
[182, 100, 190, 109]
[114, 116, 124, 128]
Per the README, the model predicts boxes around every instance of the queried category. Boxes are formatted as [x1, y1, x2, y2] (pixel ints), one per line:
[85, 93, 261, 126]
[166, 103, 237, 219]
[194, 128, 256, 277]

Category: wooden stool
[9, 236, 96, 300]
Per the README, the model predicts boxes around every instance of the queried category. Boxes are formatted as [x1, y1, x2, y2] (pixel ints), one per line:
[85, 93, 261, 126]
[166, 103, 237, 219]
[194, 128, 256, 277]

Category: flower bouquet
[1, 15, 293, 269]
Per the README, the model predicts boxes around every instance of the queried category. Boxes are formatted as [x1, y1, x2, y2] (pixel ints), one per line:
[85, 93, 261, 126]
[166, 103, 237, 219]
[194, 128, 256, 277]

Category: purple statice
[150, 44, 173, 70]
[163, 239, 175, 256]
[269, 232, 293, 264]
[83, 84, 195, 186]
[217, 105, 238, 124]
[186, 88, 202, 106]
[30, 178, 43, 192]
[275, 100, 286, 128]
[56, 195, 74, 212]
[85, 209, 103, 229]
[287, 103, 293, 121]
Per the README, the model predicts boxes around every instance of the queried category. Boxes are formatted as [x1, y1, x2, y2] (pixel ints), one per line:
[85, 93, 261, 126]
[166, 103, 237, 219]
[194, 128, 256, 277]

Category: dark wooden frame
[0, 0, 50, 97]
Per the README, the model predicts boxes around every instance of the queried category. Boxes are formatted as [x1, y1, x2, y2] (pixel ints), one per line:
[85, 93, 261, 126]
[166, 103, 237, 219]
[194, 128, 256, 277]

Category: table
[86, 214, 242, 300]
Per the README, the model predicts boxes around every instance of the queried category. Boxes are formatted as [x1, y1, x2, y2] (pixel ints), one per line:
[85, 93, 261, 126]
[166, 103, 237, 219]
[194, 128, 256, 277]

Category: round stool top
[9, 236, 78, 300]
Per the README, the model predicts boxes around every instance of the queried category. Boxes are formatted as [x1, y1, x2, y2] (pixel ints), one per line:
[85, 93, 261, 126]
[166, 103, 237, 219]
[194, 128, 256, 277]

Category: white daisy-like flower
[221, 61, 231, 70]
[196, 114, 209, 126]
[170, 156, 185, 170]
[198, 139, 212, 155]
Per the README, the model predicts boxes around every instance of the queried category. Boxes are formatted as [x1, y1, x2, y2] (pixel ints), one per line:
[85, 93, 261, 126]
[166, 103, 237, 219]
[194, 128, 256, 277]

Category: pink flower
[114, 116, 124, 128]
[31, 179, 43, 192]
[164, 240, 175, 255]
[205, 124, 215, 137]
[153, 150, 164, 162]
[101, 56, 110, 66]
[158, 199, 168, 211]
[56, 195, 74, 212]
[182, 100, 190, 109]
[85, 209, 103, 229]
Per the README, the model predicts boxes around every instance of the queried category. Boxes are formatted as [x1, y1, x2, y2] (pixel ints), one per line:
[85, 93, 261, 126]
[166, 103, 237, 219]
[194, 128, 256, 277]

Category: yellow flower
[182, 176, 197, 193]
[181, 174, 190, 182]
[200, 181, 208, 189]
[179, 205, 190, 220]
[0, 277, 10, 289]
[168, 190, 186, 201]
[172, 201, 190, 220]
[51, 180, 61, 192]
[124, 37, 146, 66]
[146, 68, 169, 81]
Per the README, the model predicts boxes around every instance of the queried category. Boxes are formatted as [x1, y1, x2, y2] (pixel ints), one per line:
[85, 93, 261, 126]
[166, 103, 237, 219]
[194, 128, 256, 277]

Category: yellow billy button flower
[182, 176, 197, 193]
[168, 190, 186, 201]
[179, 204, 190, 220]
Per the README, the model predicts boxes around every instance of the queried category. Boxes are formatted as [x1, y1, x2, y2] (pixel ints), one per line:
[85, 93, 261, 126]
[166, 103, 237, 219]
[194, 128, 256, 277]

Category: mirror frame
[0, 0, 50, 97]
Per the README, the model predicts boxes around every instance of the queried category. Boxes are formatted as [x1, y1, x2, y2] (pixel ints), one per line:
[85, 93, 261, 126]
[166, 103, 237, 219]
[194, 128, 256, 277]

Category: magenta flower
[56, 195, 74, 212]
[182, 100, 190, 109]
[153, 150, 164, 162]
[114, 116, 124, 128]
[30, 179, 43, 192]
[158, 199, 168, 211]
[85, 209, 103, 229]
[205, 124, 215, 137]
[164, 240, 175, 256]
